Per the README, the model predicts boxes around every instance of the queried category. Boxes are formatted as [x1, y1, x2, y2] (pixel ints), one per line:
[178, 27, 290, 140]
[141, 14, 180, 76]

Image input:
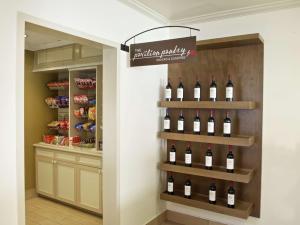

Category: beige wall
[24, 50, 56, 190]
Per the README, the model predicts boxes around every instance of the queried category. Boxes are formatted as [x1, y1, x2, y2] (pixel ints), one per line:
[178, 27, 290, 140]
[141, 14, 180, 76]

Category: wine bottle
[209, 77, 217, 101]
[194, 80, 201, 101]
[185, 145, 192, 167]
[177, 80, 184, 101]
[227, 186, 235, 208]
[169, 144, 176, 165]
[226, 75, 234, 101]
[193, 111, 201, 134]
[207, 110, 215, 136]
[209, 183, 216, 204]
[167, 175, 174, 195]
[205, 145, 213, 170]
[163, 109, 171, 132]
[223, 112, 231, 137]
[184, 179, 192, 199]
[165, 80, 172, 101]
[226, 146, 234, 173]
[177, 110, 184, 133]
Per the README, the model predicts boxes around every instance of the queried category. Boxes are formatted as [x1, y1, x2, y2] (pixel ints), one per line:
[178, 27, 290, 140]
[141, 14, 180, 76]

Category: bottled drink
[194, 80, 201, 101]
[185, 145, 192, 167]
[163, 109, 171, 132]
[165, 80, 172, 101]
[226, 76, 234, 101]
[193, 111, 201, 134]
[184, 179, 192, 199]
[208, 183, 216, 204]
[223, 112, 231, 137]
[167, 175, 174, 195]
[226, 146, 234, 173]
[205, 145, 213, 170]
[169, 144, 176, 165]
[207, 110, 215, 136]
[177, 80, 184, 101]
[177, 110, 184, 133]
[209, 77, 217, 101]
[227, 186, 235, 208]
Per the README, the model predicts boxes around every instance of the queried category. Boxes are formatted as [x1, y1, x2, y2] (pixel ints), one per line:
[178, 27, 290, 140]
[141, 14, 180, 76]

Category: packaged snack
[75, 122, 84, 131]
[82, 122, 93, 131]
[43, 135, 55, 144]
[89, 123, 96, 133]
[74, 95, 89, 104]
[88, 107, 96, 121]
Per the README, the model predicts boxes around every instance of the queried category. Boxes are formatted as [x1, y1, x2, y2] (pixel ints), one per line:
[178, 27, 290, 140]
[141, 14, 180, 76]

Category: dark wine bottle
[194, 80, 201, 101]
[184, 179, 192, 199]
[177, 80, 184, 101]
[223, 112, 231, 137]
[163, 109, 171, 132]
[226, 75, 234, 101]
[209, 77, 217, 101]
[165, 80, 172, 101]
[205, 145, 213, 170]
[208, 183, 216, 204]
[167, 175, 174, 195]
[185, 145, 192, 167]
[177, 110, 184, 133]
[193, 111, 201, 134]
[226, 146, 234, 173]
[207, 110, 215, 136]
[227, 186, 235, 208]
[169, 144, 176, 165]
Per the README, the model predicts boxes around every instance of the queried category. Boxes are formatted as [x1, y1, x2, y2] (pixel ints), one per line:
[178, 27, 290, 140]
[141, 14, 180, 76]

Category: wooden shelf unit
[159, 101, 256, 109]
[159, 132, 254, 147]
[160, 192, 253, 219]
[160, 162, 254, 183]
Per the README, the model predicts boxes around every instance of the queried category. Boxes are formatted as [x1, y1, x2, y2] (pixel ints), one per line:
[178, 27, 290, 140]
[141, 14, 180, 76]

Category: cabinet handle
[53, 160, 57, 164]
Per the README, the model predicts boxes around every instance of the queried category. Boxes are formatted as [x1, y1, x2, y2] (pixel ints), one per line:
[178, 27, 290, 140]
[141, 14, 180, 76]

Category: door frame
[16, 12, 120, 225]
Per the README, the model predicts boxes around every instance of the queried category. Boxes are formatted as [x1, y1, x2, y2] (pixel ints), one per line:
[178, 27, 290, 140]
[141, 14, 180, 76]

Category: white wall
[0, 0, 167, 225]
[168, 7, 300, 225]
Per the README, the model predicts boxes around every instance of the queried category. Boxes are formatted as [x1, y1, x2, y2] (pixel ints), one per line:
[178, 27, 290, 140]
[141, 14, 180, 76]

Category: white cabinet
[36, 157, 55, 197]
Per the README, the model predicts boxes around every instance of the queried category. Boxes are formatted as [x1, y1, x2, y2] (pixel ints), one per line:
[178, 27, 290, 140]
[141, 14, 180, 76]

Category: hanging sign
[130, 36, 196, 67]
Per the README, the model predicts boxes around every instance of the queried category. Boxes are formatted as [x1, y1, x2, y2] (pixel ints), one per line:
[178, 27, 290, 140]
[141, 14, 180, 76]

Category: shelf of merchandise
[159, 132, 254, 147]
[160, 162, 254, 183]
[160, 192, 253, 219]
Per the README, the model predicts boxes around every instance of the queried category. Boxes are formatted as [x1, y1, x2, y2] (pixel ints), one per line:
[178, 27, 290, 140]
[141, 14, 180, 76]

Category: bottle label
[194, 87, 200, 99]
[209, 190, 216, 201]
[210, 87, 216, 98]
[164, 119, 170, 129]
[165, 89, 171, 99]
[185, 153, 192, 164]
[228, 194, 235, 205]
[177, 88, 183, 99]
[227, 158, 234, 170]
[207, 122, 214, 133]
[205, 156, 212, 167]
[184, 185, 191, 196]
[170, 152, 176, 162]
[193, 121, 201, 132]
[223, 122, 231, 134]
[226, 87, 233, 99]
[178, 120, 184, 131]
[168, 182, 174, 193]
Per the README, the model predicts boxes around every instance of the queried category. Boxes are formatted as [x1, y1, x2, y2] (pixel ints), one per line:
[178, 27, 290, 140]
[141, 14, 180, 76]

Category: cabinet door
[36, 156, 55, 197]
[78, 166, 102, 214]
[55, 161, 76, 204]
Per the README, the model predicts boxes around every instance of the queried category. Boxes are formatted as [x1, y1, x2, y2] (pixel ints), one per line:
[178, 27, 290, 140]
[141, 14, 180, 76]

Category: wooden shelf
[159, 132, 254, 147]
[161, 192, 253, 219]
[160, 162, 254, 183]
[158, 101, 256, 110]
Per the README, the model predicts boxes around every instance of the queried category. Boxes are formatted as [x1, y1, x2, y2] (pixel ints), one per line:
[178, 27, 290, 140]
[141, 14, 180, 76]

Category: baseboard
[25, 188, 37, 200]
[146, 211, 167, 225]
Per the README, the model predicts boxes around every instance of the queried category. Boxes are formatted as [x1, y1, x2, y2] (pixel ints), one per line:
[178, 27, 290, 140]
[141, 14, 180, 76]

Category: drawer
[78, 156, 102, 168]
[55, 152, 76, 162]
[36, 148, 54, 158]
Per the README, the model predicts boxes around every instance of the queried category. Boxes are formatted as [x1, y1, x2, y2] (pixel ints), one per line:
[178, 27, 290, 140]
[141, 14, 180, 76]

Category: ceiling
[120, 0, 300, 24]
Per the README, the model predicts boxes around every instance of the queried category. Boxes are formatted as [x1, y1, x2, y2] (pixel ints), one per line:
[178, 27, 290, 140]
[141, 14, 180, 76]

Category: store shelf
[158, 101, 256, 110]
[159, 132, 254, 147]
[160, 192, 253, 219]
[160, 162, 254, 183]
